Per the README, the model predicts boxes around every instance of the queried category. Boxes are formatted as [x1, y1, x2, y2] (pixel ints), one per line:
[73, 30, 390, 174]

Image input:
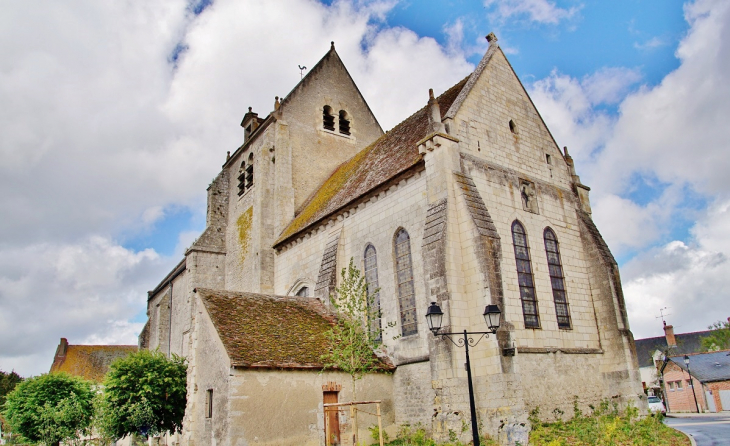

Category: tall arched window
[245, 152, 254, 189]
[338, 110, 350, 135]
[237, 160, 246, 196]
[394, 229, 417, 336]
[512, 221, 540, 328]
[364, 244, 381, 342]
[544, 228, 571, 329]
[323, 105, 335, 131]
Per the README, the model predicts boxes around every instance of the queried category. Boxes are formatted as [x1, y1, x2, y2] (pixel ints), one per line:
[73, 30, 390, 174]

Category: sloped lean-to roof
[274, 76, 469, 246]
[196, 287, 394, 370]
[670, 350, 730, 382]
[50, 338, 137, 382]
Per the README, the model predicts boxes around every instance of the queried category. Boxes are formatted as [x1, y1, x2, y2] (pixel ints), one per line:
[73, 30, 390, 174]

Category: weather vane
[298, 65, 307, 79]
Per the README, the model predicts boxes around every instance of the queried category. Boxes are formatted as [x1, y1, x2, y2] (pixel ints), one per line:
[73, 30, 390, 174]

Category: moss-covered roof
[197, 288, 337, 369]
[274, 76, 469, 246]
[50, 344, 137, 382]
[197, 288, 394, 371]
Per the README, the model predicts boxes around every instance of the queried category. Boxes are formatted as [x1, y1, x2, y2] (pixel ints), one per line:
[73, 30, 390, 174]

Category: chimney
[664, 323, 676, 348]
[51, 338, 69, 372]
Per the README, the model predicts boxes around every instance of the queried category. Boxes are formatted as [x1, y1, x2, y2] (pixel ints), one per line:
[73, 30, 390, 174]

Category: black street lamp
[425, 302, 501, 446]
[683, 355, 700, 413]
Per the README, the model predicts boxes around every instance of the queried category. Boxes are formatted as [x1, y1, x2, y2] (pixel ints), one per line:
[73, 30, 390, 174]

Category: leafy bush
[3, 372, 94, 446]
[98, 349, 187, 440]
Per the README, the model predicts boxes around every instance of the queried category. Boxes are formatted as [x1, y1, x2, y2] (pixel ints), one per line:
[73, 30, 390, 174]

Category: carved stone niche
[519, 179, 539, 214]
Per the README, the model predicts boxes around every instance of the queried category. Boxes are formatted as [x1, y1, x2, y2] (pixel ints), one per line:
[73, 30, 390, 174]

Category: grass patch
[528, 399, 690, 446]
[373, 399, 688, 446]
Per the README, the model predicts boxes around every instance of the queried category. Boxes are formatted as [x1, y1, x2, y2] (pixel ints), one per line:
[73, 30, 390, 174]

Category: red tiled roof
[274, 76, 470, 246]
[50, 344, 137, 382]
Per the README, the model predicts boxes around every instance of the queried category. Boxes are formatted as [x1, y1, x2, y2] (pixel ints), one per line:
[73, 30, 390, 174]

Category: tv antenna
[298, 65, 307, 79]
[656, 307, 671, 326]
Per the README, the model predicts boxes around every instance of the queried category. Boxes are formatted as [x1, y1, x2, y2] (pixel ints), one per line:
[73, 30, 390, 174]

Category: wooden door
[323, 391, 340, 445]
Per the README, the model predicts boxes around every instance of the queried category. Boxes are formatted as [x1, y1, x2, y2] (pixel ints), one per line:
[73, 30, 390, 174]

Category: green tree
[0, 370, 22, 408]
[321, 258, 389, 445]
[98, 349, 187, 441]
[3, 372, 94, 446]
[701, 319, 730, 351]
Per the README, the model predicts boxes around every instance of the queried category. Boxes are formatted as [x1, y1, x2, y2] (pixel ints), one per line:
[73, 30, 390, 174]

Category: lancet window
[512, 221, 540, 328]
[364, 244, 381, 342]
[394, 229, 417, 336]
[544, 228, 571, 329]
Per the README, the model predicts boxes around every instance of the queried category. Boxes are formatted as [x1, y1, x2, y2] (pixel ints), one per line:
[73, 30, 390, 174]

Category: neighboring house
[50, 338, 137, 382]
[661, 351, 730, 412]
[141, 34, 644, 446]
[635, 322, 711, 396]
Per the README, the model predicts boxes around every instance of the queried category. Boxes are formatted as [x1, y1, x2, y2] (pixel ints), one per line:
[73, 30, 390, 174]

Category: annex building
[140, 34, 645, 445]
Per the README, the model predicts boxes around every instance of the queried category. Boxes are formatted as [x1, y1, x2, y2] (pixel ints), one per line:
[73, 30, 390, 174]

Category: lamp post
[425, 302, 501, 446]
[684, 355, 700, 413]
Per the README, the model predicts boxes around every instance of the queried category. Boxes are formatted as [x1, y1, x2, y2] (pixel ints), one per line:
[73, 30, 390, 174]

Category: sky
[2, 0, 729, 376]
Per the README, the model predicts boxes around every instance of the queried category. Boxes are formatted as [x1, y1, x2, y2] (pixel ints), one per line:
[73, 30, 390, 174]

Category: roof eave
[272, 159, 425, 249]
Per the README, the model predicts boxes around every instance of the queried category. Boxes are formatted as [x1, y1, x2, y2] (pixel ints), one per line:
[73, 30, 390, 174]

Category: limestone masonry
[141, 35, 645, 445]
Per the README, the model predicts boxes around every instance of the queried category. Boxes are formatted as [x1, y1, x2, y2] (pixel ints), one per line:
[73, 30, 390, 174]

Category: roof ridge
[274, 76, 470, 247]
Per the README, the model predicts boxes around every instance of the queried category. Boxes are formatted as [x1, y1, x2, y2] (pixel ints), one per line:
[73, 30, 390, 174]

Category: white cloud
[634, 36, 666, 50]
[0, 237, 174, 376]
[528, 67, 640, 165]
[524, 0, 730, 338]
[483, 0, 582, 25]
[623, 198, 730, 339]
[0, 0, 476, 376]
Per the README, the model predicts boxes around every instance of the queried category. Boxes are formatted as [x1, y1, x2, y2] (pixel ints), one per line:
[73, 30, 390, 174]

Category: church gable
[274, 77, 468, 247]
[278, 43, 385, 211]
[448, 40, 570, 188]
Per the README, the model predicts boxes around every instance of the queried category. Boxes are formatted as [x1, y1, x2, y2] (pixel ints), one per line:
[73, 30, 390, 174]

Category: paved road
[665, 413, 730, 446]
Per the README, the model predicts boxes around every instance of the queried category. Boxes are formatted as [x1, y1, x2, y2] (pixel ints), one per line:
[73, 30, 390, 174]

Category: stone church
[140, 34, 645, 445]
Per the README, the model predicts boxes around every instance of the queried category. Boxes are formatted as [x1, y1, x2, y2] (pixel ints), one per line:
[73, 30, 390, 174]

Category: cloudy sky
[2, 0, 729, 376]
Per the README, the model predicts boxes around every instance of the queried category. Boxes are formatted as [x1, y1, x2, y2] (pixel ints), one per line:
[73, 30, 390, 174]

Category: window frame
[512, 220, 540, 329]
[394, 228, 418, 337]
[364, 243, 381, 342]
[544, 227, 572, 329]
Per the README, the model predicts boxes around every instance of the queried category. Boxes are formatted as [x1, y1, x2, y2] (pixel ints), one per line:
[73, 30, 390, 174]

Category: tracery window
[544, 228, 571, 329]
[512, 221, 540, 328]
[364, 244, 381, 342]
[323, 105, 335, 131]
[394, 229, 417, 336]
[339, 110, 350, 135]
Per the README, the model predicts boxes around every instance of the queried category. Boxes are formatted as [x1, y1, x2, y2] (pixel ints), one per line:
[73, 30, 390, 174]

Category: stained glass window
[544, 228, 571, 329]
[364, 244, 381, 342]
[512, 221, 540, 328]
[395, 229, 417, 336]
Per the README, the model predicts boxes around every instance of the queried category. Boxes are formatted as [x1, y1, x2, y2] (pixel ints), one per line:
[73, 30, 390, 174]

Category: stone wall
[227, 368, 395, 446]
[183, 295, 232, 446]
[275, 170, 433, 363]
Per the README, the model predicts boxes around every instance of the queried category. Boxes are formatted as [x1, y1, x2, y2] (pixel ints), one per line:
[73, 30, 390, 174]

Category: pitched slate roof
[634, 331, 711, 368]
[50, 339, 137, 382]
[274, 76, 469, 246]
[669, 350, 730, 383]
